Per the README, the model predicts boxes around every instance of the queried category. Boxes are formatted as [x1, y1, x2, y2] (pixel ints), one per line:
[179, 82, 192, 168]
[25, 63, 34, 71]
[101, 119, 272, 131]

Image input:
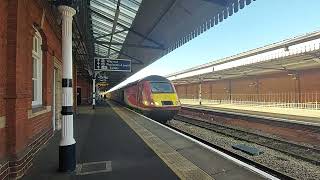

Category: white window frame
[32, 29, 43, 106]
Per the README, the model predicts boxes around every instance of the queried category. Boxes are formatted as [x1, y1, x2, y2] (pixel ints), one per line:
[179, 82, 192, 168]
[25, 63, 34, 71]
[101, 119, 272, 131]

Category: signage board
[94, 58, 131, 72]
[97, 82, 109, 87]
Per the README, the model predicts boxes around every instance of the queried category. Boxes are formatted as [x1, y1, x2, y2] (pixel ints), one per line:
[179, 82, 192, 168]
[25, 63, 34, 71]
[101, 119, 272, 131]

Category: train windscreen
[150, 82, 174, 93]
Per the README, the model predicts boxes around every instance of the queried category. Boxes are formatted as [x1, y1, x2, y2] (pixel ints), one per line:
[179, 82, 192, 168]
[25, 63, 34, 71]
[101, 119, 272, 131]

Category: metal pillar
[199, 82, 202, 105]
[92, 76, 96, 109]
[58, 5, 76, 172]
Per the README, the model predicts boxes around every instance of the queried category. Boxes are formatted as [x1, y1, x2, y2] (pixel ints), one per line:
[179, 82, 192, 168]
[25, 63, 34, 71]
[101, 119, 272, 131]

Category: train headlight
[154, 102, 160, 106]
[143, 100, 149, 105]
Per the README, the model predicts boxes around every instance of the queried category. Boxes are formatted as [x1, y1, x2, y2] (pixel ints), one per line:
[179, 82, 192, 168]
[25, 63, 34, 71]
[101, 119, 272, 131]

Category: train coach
[109, 75, 181, 123]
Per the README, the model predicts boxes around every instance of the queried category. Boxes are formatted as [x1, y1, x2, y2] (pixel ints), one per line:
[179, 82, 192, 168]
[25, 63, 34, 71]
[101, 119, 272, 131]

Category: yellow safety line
[108, 102, 213, 180]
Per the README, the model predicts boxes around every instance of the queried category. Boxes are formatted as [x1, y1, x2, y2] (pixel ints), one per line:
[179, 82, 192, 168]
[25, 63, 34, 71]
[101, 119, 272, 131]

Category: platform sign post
[92, 75, 96, 109]
[92, 58, 131, 108]
[94, 58, 131, 72]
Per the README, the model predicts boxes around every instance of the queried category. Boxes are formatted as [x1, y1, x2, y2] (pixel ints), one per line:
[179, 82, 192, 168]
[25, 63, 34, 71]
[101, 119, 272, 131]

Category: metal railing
[180, 92, 320, 110]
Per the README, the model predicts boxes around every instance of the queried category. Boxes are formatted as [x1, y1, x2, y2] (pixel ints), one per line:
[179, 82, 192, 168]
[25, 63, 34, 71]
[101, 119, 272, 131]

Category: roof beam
[199, 0, 228, 6]
[95, 41, 165, 50]
[107, 0, 121, 57]
[94, 29, 128, 40]
[89, 8, 165, 49]
[98, 43, 144, 65]
[247, 65, 288, 71]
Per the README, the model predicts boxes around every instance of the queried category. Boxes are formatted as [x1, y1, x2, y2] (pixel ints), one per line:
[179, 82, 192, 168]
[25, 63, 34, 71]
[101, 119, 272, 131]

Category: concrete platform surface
[23, 101, 270, 180]
[22, 103, 178, 180]
[181, 101, 320, 126]
[108, 101, 268, 180]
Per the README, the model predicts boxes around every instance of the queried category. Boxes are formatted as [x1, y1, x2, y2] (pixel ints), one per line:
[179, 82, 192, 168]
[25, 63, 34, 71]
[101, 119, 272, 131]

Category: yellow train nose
[151, 93, 179, 106]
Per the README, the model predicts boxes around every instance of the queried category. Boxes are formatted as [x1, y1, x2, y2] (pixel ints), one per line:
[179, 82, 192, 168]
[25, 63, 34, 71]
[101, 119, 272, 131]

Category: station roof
[167, 31, 320, 84]
[81, 0, 257, 89]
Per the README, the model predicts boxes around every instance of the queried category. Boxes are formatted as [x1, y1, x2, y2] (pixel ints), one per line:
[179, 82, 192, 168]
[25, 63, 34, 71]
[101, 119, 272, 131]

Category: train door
[137, 83, 143, 106]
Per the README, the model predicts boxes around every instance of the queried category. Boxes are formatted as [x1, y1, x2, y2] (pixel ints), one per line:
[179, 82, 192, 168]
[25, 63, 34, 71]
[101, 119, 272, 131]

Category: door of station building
[77, 88, 81, 105]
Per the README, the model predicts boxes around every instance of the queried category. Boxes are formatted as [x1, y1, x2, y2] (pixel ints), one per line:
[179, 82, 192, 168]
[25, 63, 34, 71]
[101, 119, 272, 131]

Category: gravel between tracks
[168, 119, 320, 180]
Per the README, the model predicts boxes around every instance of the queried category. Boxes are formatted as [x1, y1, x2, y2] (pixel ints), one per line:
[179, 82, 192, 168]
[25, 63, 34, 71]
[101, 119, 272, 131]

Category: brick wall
[211, 80, 230, 100]
[175, 85, 186, 99]
[77, 77, 92, 105]
[0, 0, 8, 161]
[201, 82, 211, 99]
[300, 69, 320, 92]
[1, 0, 63, 178]
[230, 78, 258, 100]
[258, 72, 297, 94]
[174, 68, 320, 103]
[185, 84, 198, 99]
[299, 69, 320, 102]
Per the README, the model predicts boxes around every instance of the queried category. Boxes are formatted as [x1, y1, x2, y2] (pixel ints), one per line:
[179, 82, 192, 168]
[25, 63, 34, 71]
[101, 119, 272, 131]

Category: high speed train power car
[109, 75, 181, 123]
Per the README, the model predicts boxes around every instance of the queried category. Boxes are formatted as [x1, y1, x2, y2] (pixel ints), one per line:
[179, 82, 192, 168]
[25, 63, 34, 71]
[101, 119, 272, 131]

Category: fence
[180, 92, 320, 110]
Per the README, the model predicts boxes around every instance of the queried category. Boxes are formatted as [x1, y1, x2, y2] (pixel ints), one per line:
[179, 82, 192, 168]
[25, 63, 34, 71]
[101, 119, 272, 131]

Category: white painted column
[58, 5, 76, 172]
[92, 77, 96, 109]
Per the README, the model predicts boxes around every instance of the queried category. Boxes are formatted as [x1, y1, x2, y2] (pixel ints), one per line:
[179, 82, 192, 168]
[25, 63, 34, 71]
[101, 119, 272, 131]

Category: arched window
[32, 29, 42, 106]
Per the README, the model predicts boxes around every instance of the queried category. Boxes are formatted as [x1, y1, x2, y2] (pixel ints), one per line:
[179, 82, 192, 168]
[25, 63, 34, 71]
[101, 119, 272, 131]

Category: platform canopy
[71, 0, 257, 89]
[167, 31, 320, 84]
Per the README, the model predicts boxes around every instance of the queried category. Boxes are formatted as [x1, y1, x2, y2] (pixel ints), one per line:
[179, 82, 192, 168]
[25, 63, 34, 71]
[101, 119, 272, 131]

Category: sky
[108, 0, 320, 91]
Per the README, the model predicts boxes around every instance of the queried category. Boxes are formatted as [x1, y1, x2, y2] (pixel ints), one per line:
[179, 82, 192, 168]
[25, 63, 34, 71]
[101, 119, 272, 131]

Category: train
[109, 75, 181, 123]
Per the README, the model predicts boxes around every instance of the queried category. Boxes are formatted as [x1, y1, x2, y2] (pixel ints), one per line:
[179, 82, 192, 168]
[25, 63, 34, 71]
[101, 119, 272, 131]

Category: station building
[0, 1, 92, 178]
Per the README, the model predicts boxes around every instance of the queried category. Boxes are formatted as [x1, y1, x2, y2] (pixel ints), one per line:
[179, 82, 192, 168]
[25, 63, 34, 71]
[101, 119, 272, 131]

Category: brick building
[0, 1, 91, 179]
[174, 69, 320, 103]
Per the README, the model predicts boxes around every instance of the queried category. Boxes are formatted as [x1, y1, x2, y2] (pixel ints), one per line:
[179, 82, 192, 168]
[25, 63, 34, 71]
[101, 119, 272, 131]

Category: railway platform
[22, 101, 272, 180]
[22, 102, 177, 180]
[181, 100, 320, 126]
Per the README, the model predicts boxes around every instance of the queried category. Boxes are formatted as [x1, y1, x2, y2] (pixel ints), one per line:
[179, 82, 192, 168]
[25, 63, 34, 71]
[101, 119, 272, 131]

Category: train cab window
[150, 82, 174, 93]
[32, 28, 43, 106]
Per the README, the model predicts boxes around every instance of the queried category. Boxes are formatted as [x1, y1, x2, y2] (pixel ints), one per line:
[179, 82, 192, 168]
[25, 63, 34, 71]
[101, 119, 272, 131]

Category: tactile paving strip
[109, 103, 213, 180]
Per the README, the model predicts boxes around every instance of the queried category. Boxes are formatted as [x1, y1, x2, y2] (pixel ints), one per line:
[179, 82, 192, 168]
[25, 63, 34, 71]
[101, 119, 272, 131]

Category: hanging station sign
[96, 82, 109, 87]
[94, 58, 131, 72]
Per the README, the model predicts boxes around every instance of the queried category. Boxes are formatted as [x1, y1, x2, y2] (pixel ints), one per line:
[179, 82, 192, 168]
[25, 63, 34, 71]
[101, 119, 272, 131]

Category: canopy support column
[199, 80, 202, 105]
[58, 5, 76, 172]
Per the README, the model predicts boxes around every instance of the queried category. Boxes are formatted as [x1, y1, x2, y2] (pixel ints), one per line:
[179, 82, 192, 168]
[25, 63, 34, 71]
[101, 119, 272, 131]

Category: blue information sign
[94, 58, 131, 72]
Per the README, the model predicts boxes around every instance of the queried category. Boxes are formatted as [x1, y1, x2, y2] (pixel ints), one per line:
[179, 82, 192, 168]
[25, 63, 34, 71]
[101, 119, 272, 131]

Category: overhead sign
[94, 58, 131, 72]
[97, 82, 109, 87]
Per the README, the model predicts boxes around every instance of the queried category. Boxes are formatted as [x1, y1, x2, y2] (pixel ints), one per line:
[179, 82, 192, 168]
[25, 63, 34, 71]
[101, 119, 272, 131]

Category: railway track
[165, 121, 295, 180]
[174, 114, 320, 166]
[181, 105, 320, 134]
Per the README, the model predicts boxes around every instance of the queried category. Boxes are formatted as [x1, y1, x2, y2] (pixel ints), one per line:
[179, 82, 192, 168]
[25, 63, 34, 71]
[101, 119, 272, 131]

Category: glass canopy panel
[90, 0, 142, 59]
